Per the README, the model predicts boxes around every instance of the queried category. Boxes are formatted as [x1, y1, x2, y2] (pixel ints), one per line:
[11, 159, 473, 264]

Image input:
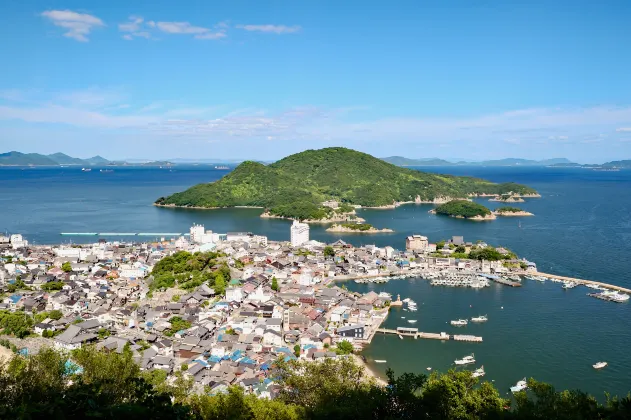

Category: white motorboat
[408, 320, 417, 324]
[562, 281, 578, 289]
[471, 315, 488, 323]
[398, 335, 403, 339]
[611, 292, 630, 302]
[81, 167, 92, 172]
[426, 367, 432, 371]
[593, 361, 608, 369]
[510, 378, 528, 393]
[450, 319, 468, 326]
[454, 354, 475, 365]
[375, 360, 387, 363]
[401, 316, 405, 319]
[472, 366, 485, 378]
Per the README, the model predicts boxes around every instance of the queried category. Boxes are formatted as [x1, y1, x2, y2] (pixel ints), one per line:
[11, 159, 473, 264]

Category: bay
[1, 165, 630, 397]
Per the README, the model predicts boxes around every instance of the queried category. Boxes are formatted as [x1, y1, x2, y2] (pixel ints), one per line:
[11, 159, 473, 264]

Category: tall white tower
[190, 224, 205, 244]
[290, 220, 309, 247]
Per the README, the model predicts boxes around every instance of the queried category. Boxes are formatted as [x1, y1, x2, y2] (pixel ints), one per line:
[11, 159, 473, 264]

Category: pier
[376, 328, 482, 342]
[535, 272, 631, 294]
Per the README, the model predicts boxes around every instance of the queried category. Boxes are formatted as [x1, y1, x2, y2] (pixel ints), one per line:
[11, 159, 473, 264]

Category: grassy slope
[156, 148, 537, 218]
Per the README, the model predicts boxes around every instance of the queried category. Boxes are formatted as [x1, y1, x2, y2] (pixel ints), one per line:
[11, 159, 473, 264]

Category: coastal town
[0, 221, 626, 398]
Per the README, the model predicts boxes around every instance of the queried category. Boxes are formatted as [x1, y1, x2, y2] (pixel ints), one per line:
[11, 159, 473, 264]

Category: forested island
[494, 206, 534, 217]
[326, 223, 393, 233]
[431, 200, 496, 220]
[155, 148, 538, 221]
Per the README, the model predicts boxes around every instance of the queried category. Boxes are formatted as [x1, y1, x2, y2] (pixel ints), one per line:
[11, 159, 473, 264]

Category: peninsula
[430, 200, 496, 221]
[155, 147, 538, 221]
[493, 206, 534, 217]
[326, 223, 394, 233]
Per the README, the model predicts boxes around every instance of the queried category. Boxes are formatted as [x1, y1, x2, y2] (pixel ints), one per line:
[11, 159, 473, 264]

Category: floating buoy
[501, 306, 504, 309]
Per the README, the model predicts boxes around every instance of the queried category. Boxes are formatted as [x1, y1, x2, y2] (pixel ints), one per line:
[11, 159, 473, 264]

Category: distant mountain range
[0, 151, 112, 166]
[381, 156, 576, 167]
[0, 152, 177, 167]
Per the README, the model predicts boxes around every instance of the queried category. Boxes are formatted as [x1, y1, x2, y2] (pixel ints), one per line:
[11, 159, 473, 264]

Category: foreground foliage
[156, 148, 536, 220]
[0, 347, 629, 419]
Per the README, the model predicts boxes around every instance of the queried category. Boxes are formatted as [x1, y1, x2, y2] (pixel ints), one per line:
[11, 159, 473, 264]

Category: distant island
[493, 206, 534, 217]
[382, 156, 576, 167]
[430, 200, 496, 221]
[0, 151, 110, 166]
[155, 147, 538, 221]
[326, 223, 393, 233]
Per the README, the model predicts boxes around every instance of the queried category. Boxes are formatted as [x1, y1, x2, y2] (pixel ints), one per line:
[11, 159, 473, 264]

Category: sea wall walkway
[535, 272, 631, 294]
[376, 328, 483, 342]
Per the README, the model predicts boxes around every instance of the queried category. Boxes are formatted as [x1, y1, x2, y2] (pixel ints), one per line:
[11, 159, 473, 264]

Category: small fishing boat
[454, 354, 475, 365]
[375, 360, 387, 363]
[510, 378, 528, 393]
[426, 367, 432, 371]
[593, 362, 608, 369]
[450, 319, 468, 326]
[398, 335, 403, 339]
[472, 366, 485, 378]
[408, 320, 417, 324]
[471, 315, 488, 323]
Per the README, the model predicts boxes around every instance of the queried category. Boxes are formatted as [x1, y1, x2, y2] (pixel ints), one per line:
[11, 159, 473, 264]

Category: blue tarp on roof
[193, 359, 209, 367]
[275, 347, 291, 354]
[230, 350, 243, 361]
[208, 355, 222, 363]
[239, 357, 256, 365]
[260, 363, 270, 371]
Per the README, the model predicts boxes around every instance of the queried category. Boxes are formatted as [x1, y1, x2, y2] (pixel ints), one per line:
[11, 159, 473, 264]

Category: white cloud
[236, 24, 301, 34]
[617, 127, 631, 132]
[41, 10, 105, 42]
[118, 16, 154, 40]
[150, 21, 227, 40]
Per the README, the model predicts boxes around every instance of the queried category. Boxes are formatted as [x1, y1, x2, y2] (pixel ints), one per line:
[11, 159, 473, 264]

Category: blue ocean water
[1, 165, 630, 397]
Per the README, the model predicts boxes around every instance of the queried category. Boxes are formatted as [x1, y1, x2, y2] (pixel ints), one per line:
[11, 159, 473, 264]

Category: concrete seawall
[535, 272, 631, 294]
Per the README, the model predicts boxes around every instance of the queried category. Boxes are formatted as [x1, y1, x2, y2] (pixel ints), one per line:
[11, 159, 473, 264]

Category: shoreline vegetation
[155, 147, 538, 221]
[326, 223, 394, 233]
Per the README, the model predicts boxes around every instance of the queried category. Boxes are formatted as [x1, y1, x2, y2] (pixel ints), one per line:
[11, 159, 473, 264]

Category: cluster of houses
[0, 227, 534, 398]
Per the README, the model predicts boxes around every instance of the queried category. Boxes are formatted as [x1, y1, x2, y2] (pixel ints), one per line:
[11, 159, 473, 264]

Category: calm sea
[1, 165, 630, 397]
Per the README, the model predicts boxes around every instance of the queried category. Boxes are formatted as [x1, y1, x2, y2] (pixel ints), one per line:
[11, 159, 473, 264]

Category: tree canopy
[435, 200, 492, 218]
[0, 348, 630, 419]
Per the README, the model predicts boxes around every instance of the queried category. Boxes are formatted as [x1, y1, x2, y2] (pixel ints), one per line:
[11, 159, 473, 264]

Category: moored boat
[472, 365, 485, 378]
[451, 319, 468, 326]
[454, 354, 475, 365]
[593, 361, 608, 369]
[510, 378, 528, 393]
[471, 315, 488, 323]
[375, 360, 387, 363]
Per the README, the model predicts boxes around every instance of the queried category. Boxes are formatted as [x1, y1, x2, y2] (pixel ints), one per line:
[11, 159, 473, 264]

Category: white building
[290, 220, 309, 247]
[190, 224, 205, 244]
[9, 234, 28, 249]
[406, 235, 428, 251]
[226, 287, 244, 302]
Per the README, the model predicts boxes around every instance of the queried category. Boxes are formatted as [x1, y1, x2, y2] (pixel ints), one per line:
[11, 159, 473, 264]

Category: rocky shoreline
[493, 210, 534, 217]
[326, 224, 394, 233]
[260, 212, 366, 224]
[429, 209, 496, 221]
[489, 196, 525, 203]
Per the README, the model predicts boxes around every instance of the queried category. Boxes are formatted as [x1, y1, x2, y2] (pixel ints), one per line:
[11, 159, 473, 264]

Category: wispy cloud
[118, 16, 152, 40]
[3, 89, 631, 151]
[41, 10, 105, 42]
[153, 21, 227, 39]
[617, 127, 631, 132]
[236, 24, 301, 34]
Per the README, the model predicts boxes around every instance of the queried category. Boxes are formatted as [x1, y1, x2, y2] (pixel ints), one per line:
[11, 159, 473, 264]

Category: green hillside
[434, 200, 492, 218]
[0, 151, 58, 166]
[156, 147, 537, 220]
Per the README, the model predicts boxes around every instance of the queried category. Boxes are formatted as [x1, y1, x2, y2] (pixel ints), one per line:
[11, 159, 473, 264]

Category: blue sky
[1, 0, 630, 162]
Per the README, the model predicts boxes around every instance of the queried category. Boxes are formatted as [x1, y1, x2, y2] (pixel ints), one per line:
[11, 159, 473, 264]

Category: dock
[488, 277, 521, 287]
[376, 328, 482, 342]
[535, 272, 631, 294]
